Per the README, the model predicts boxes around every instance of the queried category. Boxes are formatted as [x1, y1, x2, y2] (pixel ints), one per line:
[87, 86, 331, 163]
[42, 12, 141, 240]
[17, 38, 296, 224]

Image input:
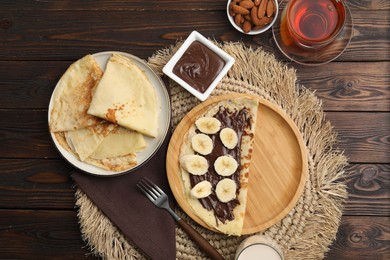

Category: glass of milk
[235, 235, 284, 260]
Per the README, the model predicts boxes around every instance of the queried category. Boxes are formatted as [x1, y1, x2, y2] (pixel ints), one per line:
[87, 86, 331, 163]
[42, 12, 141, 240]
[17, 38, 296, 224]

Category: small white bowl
[227, 0, 279, 35]
[163, 31, 235, 101]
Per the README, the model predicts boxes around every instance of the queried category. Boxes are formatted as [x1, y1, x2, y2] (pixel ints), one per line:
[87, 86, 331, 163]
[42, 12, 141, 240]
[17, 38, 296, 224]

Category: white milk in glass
[236, 244, 282, 260]
[235, 235, 284, 260]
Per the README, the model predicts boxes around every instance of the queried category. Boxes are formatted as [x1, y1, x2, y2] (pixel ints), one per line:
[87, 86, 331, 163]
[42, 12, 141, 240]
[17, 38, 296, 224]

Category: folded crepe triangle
[88, 54, 159, 138]
[58, 123, 146, 171]
[49, 54, 104, 132]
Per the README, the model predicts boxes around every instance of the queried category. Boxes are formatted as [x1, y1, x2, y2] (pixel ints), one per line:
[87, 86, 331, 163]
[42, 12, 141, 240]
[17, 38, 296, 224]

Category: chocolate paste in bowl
[173, 41, 225, 93]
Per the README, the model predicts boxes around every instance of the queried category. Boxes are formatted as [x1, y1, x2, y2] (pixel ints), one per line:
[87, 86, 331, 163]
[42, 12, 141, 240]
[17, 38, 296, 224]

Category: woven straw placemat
[75, 42, 348, 259]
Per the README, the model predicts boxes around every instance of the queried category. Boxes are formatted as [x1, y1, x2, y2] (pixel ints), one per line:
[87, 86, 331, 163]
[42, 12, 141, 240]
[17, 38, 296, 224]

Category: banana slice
[220, 127, 238, 149]
[180, 154, 209, 175]
[214, 155, 238, 176]
[190, 180, 212, 199]
[215, 178, 237, 203]
[195, 117, 221, 134]
[191, 133, 213, 155]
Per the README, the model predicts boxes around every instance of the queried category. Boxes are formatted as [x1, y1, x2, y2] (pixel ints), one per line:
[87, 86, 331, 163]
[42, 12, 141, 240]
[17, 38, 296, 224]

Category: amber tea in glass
[285, 0, 346, 48]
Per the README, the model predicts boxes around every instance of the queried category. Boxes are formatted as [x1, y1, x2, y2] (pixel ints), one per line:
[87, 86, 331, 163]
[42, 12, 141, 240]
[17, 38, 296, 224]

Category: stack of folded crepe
[49, 54, 160, 172]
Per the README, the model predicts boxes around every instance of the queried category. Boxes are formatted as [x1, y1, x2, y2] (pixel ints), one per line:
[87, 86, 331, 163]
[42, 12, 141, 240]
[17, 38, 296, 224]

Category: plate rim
[48, 51, 171, 177]
[166, 93, 308, 234]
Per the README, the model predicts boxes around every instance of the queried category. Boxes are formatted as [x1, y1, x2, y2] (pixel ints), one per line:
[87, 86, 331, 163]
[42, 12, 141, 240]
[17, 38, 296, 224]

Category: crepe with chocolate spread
[179, 97, 259, 236]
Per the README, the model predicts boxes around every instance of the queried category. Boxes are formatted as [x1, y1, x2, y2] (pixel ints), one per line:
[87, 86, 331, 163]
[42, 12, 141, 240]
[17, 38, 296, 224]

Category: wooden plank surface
[0, 209, 388, 259]
[326, 112, 390, 163]
[0, 61, 389, 111]
[0, 0, 388, 259]
[0, 0, 389, 11]
[0, 110, 388, 163]
[0, 8, 388, 61]
[0, 159, 74, 209]
[1, 159, 388, 216]
[326, 216, 390, 260]
[0, 209, 94, 259]
[295, 62, 390, 112]
[343, 164, 390, 216]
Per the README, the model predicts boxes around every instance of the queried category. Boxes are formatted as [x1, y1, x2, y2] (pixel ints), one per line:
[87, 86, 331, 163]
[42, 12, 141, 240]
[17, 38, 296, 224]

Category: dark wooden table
[0, 1, 389, 259]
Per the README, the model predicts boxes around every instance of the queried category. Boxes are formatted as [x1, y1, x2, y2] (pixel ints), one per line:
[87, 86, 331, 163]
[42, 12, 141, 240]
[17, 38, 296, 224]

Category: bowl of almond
[227, 0, 278, 35]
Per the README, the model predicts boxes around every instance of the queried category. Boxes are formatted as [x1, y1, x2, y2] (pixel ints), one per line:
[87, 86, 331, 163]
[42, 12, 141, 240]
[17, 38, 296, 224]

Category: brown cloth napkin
[71, 133, 176, 260]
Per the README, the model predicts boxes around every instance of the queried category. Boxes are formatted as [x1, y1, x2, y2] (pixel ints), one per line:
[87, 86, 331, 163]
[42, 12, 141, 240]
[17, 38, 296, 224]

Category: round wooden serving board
[166, 94, 308, 235]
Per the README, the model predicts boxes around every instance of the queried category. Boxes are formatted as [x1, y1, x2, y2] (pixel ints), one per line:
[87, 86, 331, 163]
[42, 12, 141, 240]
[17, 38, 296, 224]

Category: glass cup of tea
[284, 0, 346, 49]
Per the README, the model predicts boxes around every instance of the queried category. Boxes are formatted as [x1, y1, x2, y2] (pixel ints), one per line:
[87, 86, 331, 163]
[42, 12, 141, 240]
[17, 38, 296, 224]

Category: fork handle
[177, 219, 225, 260]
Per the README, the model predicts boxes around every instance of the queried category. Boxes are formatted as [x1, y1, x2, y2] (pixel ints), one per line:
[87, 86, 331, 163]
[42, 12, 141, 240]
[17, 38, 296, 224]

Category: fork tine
[142, 178, 162, 198]
[144, 177, 164, 194]
[137, 181, 157, 201]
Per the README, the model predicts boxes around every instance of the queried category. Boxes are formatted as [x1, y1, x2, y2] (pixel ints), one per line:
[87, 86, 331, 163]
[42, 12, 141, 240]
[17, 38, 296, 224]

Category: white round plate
[48, 51, 171, 176]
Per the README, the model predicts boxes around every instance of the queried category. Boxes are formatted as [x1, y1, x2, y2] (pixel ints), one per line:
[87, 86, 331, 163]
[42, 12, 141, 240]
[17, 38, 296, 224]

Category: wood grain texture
[0, 9, 388, 61]
[337, 11, 390, 62]
[0, 209, 387, 260]
[0, 110, 59, 158]
[295, 62, 390, 112]
[0, 0, 227, 11]
[0, 0, 389, 11]
[0, 209, 94, 259]
[325, 216, 390, 260]
[1, 110, 388, 163]
[326, 112, 390, 163]
[0, 160, 387, 218]
[346, 0, 390, 10]
[0, 61, 68, 109]
[343, 164, 390, 216]
[0, 159, 74, 209]
[0, 61, 388, 111]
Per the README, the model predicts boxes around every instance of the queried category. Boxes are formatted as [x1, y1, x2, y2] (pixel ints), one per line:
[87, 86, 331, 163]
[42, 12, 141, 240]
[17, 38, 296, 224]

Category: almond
[239, 0, 255, 9]
[234, 13, 243, 26]
[244, 14, 252, 22]
[229, 2, 236, 16]
[242, 20, 252, 33]
[250, 6, 262, 26]
[230, 0, 275, 33]
[257, 0, 267, 19]
[258, 16, 273, 25]
[266, 0, 275, 17]
[232, 4, 250, 15]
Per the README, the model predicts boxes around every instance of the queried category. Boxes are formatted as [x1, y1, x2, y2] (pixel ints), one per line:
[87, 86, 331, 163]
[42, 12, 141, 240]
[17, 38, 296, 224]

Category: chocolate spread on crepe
[190, 106, 252, 223]
[179, 98, 258, 236]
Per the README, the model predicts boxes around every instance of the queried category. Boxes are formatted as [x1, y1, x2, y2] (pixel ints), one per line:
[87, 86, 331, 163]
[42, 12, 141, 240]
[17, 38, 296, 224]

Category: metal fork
[137, 178, 224, 260]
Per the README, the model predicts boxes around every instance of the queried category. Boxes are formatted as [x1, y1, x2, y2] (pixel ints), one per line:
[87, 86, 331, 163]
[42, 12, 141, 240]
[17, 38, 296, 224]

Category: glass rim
[286, 0, 347, 46]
